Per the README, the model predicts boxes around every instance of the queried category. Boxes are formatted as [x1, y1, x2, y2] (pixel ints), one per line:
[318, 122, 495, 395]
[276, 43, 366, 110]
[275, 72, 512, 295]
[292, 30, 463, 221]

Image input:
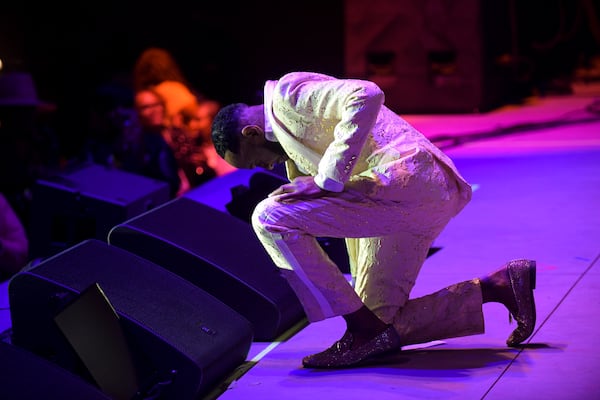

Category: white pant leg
[251, 189, 451, 322]
[353, 231, 435, 324]
[393, 279, 485, 346]
[345, 237, 359, 284]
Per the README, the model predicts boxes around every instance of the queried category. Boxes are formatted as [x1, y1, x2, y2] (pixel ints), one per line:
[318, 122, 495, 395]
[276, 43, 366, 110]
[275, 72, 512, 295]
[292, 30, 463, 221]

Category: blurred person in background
[0, 71, 60, 238]
[132, 47, 229, 188]
[181, 98, 237, 178]
[0, 193, 29, 280]
[132, 47, 200, 128]
[84, 88, 182, 197]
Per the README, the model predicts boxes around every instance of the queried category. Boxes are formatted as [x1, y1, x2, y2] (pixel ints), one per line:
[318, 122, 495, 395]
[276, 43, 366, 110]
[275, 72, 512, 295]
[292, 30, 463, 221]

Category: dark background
[1, 0, 598, 158]
[1, 0, 346, 105]
[1, 0, 347, 157]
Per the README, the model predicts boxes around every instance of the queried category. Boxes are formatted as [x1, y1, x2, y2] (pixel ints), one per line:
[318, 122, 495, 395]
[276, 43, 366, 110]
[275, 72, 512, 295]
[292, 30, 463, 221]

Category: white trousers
[251, 159, 484, 345]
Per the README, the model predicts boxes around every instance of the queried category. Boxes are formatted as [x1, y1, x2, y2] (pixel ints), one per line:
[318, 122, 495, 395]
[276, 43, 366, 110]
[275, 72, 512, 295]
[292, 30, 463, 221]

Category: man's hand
[268, 176, 329, 203]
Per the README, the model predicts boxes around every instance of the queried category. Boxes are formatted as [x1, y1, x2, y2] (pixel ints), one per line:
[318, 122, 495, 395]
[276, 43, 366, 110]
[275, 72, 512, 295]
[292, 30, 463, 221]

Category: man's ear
[241, 125, 263, 137]
[241, 125, 265, 146]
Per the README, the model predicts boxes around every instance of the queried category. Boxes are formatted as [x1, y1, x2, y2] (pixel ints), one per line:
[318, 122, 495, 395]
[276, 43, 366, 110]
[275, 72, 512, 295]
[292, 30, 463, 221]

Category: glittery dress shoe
[505, 259, 537, 347]
[302, 325, 401, 369]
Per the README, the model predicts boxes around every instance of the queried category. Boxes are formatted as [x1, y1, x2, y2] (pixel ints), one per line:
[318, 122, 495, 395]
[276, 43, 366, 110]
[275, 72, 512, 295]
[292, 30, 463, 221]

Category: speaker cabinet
[184, 167, 287, 216]
[108, 197, 306, 341]
[0, 340, 112, 400]
[29, 162, 170, 260]
[9, 239, 253, 400]
[345, 0, 519, 113]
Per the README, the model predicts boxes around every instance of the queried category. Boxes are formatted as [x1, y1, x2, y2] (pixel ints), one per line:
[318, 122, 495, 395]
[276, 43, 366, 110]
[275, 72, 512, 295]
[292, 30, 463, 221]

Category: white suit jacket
[263, 72, 471, 213]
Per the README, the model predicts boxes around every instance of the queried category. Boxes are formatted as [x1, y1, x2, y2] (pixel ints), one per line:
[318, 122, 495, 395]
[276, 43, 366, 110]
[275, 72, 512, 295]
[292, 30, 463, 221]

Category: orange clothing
[153, 80, 197, 123]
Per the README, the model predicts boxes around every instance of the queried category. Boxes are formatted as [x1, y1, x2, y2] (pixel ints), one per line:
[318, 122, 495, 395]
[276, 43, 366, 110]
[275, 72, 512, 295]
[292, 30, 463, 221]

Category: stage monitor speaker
[8, 239, 253, 400]
[345, 0, 519, 113]
[108, 196, 307, 341]
[0, 340, 112, 400]
[29, 162, 171, 260]
[184, 167, 286, 215]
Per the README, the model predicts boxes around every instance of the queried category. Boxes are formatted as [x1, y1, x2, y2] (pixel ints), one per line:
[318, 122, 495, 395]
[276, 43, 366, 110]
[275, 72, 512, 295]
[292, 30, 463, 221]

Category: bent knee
[251, 197, 290, 234]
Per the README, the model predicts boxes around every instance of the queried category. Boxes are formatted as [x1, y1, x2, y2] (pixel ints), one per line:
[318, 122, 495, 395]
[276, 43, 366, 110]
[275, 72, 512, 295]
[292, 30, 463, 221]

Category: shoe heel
[509, 259, 537, 289]
[529, 261, 537, 290]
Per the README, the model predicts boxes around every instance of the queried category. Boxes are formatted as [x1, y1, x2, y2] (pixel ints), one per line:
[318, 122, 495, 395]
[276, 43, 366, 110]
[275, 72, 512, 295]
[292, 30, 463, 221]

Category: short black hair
[211, 103, 246, 158]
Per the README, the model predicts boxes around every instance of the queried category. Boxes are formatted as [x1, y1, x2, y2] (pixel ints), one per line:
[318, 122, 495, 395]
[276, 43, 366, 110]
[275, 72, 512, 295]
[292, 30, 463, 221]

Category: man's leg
[351, 231, 435, 323]
[392, 258, 537, 347]
[251, 195, 366, 322]
[252, 192, 436, 322]
[392, 279, 485, 346]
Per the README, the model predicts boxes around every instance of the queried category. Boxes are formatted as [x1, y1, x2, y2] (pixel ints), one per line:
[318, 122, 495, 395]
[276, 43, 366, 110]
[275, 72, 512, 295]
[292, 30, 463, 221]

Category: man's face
[223, 132, 288, 170]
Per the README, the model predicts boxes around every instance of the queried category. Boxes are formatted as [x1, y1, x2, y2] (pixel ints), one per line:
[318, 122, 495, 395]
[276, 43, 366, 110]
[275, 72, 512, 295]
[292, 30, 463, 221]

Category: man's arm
[277, 72, 385, 192]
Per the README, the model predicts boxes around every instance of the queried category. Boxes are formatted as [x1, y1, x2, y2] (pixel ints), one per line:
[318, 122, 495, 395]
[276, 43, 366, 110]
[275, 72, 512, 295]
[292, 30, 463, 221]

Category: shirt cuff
[314, 174, 344, 192]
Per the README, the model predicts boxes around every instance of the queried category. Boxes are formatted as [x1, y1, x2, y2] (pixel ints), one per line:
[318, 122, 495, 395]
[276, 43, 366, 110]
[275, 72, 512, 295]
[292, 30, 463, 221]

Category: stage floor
[1, 83, 599, 400]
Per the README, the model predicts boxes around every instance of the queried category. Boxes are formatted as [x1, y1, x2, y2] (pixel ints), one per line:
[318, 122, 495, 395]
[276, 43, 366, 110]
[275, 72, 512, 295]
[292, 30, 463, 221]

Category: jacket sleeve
[277, 72, 384, 192]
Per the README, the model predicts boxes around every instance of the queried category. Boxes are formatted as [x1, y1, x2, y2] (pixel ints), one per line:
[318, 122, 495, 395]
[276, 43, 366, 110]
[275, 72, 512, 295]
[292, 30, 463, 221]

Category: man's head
[211, 103, 288, 170]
